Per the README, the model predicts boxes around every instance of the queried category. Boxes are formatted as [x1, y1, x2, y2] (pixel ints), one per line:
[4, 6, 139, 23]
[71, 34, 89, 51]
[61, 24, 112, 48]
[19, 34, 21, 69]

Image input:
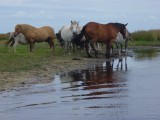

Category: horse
[114, 29, 131, 54]
[14, 24, 55, 52]
[73, 22, 128, 58]
[58, 21, 79, 53]
[6, 32, 28, 52]
[72, 26, 103, 52]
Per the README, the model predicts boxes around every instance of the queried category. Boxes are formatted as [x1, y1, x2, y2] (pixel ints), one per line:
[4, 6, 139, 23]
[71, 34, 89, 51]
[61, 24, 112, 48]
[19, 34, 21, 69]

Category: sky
[0, 0, 159, 33]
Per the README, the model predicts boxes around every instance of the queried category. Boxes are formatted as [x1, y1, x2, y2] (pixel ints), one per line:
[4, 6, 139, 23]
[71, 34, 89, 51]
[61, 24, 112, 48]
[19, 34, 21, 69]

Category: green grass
[0, 40, 62, 72]
[130, 40, 160, 46]
[130, 29, 160, 46]
[0, 40, 85, 72]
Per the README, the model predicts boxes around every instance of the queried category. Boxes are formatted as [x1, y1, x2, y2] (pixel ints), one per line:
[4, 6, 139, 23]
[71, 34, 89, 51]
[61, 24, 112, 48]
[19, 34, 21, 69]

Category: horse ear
[77, 22, 79, 26]
[125, 23, 128, 26]
[71, 21, 73, 24]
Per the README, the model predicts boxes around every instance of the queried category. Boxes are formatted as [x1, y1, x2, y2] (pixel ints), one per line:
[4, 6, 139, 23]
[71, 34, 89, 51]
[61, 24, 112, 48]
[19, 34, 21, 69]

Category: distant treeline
[131, 29, 160, 41]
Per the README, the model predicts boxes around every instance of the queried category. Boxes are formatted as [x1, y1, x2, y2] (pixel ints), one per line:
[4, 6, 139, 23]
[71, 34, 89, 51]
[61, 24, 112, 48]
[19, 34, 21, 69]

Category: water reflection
[60, 57, 128, 101]
[64, 57, 128, 83]
[134, 48, 158, 59]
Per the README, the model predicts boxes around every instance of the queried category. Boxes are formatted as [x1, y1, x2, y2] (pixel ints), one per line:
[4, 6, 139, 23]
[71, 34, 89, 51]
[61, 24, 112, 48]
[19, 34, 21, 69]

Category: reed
[131, 29, 160, 46]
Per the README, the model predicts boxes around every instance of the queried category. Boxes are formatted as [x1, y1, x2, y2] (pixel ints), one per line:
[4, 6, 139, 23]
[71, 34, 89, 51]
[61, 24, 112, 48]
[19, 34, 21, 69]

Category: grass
[0, 40, 86, 72]
[130, 40, 160, 46]
[0, 40, 63, 72]
[130, 29, 160, 46]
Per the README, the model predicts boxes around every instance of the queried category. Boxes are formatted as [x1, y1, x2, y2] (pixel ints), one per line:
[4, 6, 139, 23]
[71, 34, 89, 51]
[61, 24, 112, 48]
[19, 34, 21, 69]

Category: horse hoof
[88, 55, 93, 58]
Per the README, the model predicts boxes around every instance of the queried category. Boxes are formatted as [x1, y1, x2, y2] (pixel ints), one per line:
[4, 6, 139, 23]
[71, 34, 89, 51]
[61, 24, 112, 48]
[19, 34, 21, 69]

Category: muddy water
[0, 48, 160, 120]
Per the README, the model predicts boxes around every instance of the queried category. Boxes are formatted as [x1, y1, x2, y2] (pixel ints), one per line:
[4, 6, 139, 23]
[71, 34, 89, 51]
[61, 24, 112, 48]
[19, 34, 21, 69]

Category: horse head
[14, 24, 22, 37]
[70, 21, 79, 35]
[119, 23, 128, 39]
[126, 29, 132, 41]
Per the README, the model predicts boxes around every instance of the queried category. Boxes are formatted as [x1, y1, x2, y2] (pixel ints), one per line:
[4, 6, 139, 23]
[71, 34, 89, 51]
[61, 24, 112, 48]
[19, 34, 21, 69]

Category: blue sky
[0, 0, 159, 33]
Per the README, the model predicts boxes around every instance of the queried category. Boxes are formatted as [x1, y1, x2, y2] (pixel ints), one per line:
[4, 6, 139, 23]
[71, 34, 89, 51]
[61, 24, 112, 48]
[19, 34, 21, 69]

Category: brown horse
[14, 24, 55, 52]
[73, 22, 128, 58]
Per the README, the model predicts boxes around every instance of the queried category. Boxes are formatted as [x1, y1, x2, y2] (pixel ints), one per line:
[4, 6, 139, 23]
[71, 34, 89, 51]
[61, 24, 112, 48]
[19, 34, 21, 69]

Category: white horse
[59, 21, 79, 53]
[6, 32, 28, 52]
[114, 29, 131, 54]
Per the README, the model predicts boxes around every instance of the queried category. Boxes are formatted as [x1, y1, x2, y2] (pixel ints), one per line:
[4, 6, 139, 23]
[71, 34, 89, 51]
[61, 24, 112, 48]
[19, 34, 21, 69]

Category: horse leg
[46, 38, 54, 52]
[105, 42, 112, 58]
[64, 41, 68, 54]
[29, 42, 35, 52]
[120, 43, 123, 54]
[90, 41, 99, 58]
[85, 42, 93, 58]
[10, 39, 15, 47]
[13, 40, 18, 52]
[124, 39, 128, 53]
[72, 42, 76, 52]
[125, 57, 127, 70]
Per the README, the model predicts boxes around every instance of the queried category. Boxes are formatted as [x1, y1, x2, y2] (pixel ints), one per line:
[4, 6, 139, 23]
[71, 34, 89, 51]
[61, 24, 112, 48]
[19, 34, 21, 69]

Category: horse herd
[6, 21, 131, 58]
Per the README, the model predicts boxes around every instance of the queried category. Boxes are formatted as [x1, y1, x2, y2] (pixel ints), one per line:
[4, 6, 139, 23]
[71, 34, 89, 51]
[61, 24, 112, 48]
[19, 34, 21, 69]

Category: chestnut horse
[73, 22, 128, 58]
[14, 24, 55, 52]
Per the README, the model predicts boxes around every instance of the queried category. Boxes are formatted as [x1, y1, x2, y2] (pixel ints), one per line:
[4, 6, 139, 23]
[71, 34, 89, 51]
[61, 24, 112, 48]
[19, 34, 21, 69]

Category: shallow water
[0, 48, 160, 120]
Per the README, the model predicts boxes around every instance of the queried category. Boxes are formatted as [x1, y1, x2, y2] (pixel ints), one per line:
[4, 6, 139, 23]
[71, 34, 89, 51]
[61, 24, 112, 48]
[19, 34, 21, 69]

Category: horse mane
[15, 24, 38, 41]
[109, 22, 125, 29]
[15, 24, 36, 35]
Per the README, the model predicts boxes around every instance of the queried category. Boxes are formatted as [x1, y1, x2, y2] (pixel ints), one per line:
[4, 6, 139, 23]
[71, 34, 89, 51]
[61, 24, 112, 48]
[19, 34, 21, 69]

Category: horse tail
[72, 26, 86, 46]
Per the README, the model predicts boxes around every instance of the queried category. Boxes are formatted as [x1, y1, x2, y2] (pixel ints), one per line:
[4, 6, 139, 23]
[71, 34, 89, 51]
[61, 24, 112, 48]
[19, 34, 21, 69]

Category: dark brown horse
[73, 22, 128, 58]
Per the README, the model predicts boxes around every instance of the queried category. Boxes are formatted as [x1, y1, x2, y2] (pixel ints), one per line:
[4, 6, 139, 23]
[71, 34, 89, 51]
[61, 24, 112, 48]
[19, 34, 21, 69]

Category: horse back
[85, 22, 119, 42]
[29, 27, 54, 42]
[41, 26, 55, 39]
[104, 24, 120, 40]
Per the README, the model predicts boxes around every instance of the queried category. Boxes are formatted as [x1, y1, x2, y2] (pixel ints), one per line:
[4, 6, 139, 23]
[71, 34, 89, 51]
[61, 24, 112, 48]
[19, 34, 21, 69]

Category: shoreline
[0, 57, 107, 91]
[0, 46, 160, 92]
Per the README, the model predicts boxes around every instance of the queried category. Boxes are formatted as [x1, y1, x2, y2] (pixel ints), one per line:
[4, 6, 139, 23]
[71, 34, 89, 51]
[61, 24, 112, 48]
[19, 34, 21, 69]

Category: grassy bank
[0, 40, 67, 72]
[130, 29, 160, 46]
[0, 39, 87, 73]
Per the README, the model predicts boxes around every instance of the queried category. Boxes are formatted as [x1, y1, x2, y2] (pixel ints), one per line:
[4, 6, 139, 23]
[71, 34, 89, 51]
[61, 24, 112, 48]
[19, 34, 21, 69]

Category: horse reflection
[115, 57, 127, 71]
[70, 58, 127, 87]
[60, 58, 128, 100]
